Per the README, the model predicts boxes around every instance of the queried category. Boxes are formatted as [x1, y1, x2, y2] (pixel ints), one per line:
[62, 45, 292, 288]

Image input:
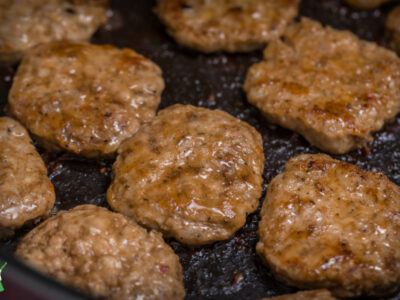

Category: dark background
[1, 0, 400, 299]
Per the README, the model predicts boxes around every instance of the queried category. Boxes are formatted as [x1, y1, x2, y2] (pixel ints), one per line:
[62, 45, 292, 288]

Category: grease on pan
[2, 0, 400, 299]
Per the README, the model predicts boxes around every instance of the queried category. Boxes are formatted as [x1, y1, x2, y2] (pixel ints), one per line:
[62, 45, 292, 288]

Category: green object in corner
[0, 262, 7, 292]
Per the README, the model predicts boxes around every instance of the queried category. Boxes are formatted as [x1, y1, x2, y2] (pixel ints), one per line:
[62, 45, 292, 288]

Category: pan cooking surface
[1, 0, 400, 299]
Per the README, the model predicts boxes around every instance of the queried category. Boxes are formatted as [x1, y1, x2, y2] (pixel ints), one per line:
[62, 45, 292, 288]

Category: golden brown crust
[9, 42, 164, 158]
[261, 289, 336, 300]
[344, 0, 391, 9]
[386, 6, 400, 54]
[107, 104, 264, 246]
[154, 0, 300, 53]
[257, 154, 400, 298]
[16, 205, 185, 300]
[0, 117, 55, 237]
[244, 18, 400, 154]
[0, 0, 109, 65]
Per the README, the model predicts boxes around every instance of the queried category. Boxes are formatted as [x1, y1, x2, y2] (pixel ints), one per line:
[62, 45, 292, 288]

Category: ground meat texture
[343, 0, 391, 9]
[107, 104, 264, 246]
[0, 0, 108, 65]
[0, 117, 55, 237]
[386, 6, 400, 54]
[257, 154, 400, 298]
[244, 18, 400, 155]
[15, 205, 185, 300]
[154, 0, 300, 53]
[9, 42, 164, 158]
[261, 289, 335, 300]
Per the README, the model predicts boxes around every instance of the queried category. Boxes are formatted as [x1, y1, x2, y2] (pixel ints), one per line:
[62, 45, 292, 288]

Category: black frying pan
[1, 0, 400, 299]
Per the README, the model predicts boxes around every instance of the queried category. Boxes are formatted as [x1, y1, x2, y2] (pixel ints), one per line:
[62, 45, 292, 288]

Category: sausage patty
[107, 104, 264, 246]
[154, 0, 300, 53]
[261, 289, 335, 300]
[15, 205, 185, 300]
[0, 0, 108, 65]
[386, 6, 400, 54]
[9, 42, 164, 158]
[0, 117, 55, 237]
[257, 154, 400, 298]
[244, 18, 400, 154]
[343, 0, 391, 9]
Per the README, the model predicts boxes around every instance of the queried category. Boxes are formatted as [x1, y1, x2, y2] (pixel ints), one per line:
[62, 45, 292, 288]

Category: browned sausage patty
[386, 6, 400, 54]
[261, 289, 335, 300]
[343, 0, 391, 9]
[257, 154, 400, 298]
[154, 0, 300, 53]
[244, 18, 400, 154]
[9, 42, 164, 158]
[0, 0, 108, 65]
[107, 104, 264, 246]
[15, 205, 185, 300]
[0, 117, 55, 237]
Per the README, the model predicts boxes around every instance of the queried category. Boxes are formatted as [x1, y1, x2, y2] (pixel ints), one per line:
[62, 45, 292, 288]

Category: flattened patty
[386, 6, 400, 54]
[16, 205, 185, 300]
[261, 289, 335, 300]
[0, 117, 55, 237]
[257, 154, 400, 298]
[9, 42, 164, 158]
[343, 0, 391, 9]
[107, 104, 264, 246]
[244, 18, 400, 154]
[154, 0, 300, 53]
[0, 0, 108, 65]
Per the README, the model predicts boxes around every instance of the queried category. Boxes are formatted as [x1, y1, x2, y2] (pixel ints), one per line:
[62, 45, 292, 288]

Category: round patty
[15, 204, 185, 300]
[343, 0, 391, 9]
[154, 0, 300, 53]
[9, 42, 164, 158]
[0, 117, 55, 237]
[244, 18, 400, 154]
[257, 154, 400, 298]
[261, 289, 335, 300]
[107, 104, 264, 246]
[0, 0, 108, 65]
[386, 6, 400, 54]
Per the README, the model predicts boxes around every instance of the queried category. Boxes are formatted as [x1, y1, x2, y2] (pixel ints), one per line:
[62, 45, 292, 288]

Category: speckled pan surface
[1, 0, 400, 299]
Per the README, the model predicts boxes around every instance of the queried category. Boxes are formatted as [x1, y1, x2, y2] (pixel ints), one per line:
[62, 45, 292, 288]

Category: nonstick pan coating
[1, 0, 400, 299]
